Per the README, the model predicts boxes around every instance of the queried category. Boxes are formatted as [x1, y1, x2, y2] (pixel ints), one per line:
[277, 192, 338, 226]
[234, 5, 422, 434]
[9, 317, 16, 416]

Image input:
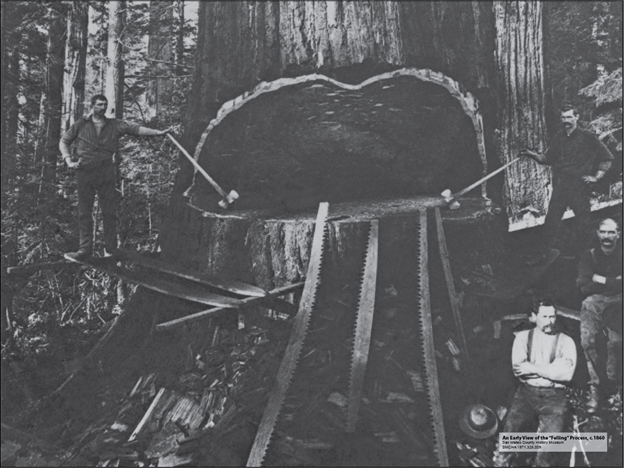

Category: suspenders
[527, 328, 560, 364]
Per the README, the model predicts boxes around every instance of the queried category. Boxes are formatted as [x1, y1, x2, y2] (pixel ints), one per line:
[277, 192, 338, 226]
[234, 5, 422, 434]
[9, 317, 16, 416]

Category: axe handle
[167, 133, 227, 198]
[454, 157, 521, 199]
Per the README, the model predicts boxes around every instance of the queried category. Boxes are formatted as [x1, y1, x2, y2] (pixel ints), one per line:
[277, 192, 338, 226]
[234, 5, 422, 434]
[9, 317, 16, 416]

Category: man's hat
[459, 404, 499, 439]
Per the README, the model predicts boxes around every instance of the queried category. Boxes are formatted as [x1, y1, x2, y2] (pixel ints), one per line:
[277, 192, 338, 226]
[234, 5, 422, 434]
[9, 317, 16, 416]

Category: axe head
[441, 189, 460, 210]
[218, 190, 239, 209]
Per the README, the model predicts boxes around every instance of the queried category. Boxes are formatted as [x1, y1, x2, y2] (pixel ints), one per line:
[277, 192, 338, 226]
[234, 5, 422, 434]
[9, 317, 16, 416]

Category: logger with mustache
[521, 104, 613, 264]
[576, 217, 623, 413]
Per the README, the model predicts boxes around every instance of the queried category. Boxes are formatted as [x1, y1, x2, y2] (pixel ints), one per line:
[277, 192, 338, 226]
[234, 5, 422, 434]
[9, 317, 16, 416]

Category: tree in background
[62, 1, 89, 131]
[146, 1, 174, 120]
[104, 0, 126, 118]
[1, 0, 197, 404]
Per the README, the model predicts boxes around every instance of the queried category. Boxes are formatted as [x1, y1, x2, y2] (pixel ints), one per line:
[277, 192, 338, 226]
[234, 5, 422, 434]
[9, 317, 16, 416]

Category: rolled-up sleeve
[61, 122, 80, 146]
[118, 120, 141, 136]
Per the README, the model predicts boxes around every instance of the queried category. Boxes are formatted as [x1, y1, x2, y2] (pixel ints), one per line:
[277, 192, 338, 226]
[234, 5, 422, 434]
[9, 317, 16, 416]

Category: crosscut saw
[246, 202, 329, 467]
[247, 207, 448, 466]
[417, 208, 449, 466]
[346, 219, 379, 432]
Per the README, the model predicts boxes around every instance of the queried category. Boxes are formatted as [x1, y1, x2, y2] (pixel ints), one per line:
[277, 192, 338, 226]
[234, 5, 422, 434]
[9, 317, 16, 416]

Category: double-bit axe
[167, 133, 239, 209]
[441, 156, 522, 209]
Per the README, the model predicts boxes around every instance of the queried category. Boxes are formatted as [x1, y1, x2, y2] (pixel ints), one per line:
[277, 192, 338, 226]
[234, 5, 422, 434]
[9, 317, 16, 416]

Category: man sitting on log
[521, 104, 613, 264]
[576, 217, 622, 413]
[60, 94, 171, 261]
[495, 299, 577, 467]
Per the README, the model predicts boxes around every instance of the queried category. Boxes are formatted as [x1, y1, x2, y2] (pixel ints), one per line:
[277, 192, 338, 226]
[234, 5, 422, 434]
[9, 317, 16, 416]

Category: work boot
[64, 249, 92, 262]
[586, 385, 600, 413]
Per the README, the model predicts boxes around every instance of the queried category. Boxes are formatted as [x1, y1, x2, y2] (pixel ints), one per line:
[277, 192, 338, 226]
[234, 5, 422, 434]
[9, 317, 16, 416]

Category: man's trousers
[543, 174, 592, 249]
[580, 293, 623, 387]
[76, 160, 118, 253]
[502, 384, 568, 467]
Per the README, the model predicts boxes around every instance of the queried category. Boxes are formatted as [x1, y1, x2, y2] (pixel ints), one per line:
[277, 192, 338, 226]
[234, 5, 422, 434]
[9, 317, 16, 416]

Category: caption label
[499, 433, 608, 452]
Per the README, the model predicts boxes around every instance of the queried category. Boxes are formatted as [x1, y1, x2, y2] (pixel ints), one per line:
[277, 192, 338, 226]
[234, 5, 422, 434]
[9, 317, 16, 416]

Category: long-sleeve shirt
[544, 128, 613, 178]
[576, 246, 623, 297]
[511, 329, 577, 388]
[61, 115, 141, 166]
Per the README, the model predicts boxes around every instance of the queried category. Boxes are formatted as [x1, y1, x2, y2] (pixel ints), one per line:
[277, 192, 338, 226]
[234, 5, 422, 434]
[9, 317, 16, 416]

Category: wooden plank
[129, 388, 167, 442]
[68, 257, 241, 308]
[155, 282, 306, 331]
[7, 261, 73, 276]
[119, 249, 266, 298]
[434, 207, 469, 361]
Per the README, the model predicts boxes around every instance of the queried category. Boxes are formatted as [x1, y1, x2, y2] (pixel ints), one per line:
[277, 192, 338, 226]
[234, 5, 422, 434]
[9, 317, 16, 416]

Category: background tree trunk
[40, 2, 67, 189]
[146, 1, 174, 120]
[62, 1, 89, 130]
[174, 0, 186, 76]
[1, 1, 16, 210]
[494, 1, 550, 229]
[105, 1, 126, 119]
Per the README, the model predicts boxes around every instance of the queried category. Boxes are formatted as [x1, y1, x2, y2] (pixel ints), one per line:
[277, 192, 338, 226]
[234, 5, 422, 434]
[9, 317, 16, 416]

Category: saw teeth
[415, 209, 449, 467]
[346, 220, 379, 433]
[246, 203, 329, 467]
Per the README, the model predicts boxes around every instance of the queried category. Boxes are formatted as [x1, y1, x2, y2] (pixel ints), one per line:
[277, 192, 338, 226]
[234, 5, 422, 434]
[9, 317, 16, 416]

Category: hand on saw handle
[166, 132, 239, 209]
[519, 148, 546, 164]
[441, 155, 524, 210]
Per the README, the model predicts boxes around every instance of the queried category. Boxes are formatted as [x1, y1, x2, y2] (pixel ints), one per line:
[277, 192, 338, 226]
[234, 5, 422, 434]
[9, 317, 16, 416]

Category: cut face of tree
[186, 74, 484, 214]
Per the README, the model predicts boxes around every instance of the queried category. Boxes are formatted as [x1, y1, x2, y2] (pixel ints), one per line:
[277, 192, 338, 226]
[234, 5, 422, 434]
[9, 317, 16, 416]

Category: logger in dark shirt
[60, 94, 172, 261]
[521, 105, 613, 262]
[576, 217, 622, 413]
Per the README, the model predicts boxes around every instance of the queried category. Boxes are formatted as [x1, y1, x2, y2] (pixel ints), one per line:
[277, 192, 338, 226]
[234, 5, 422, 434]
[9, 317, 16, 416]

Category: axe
[441, 156, 522, 209]
[167, 133, 239, 209]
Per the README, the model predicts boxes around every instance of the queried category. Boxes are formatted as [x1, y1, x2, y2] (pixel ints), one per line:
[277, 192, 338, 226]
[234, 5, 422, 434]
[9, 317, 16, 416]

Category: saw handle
[454, 156, 521, 199]
[166, 133, 227, 198]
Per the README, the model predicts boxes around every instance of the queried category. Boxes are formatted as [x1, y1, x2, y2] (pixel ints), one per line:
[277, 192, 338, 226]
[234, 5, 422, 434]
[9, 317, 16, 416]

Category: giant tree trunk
[104, 1, 125, 119]
[62, 1, 89, 130]
[494, 1, 550, 230]
[146, 1, 174, 120]
[161, 0, 513, 295]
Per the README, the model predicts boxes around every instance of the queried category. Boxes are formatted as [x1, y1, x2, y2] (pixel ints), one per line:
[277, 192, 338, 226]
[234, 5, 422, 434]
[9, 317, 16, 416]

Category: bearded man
[576, 217, 623, 413]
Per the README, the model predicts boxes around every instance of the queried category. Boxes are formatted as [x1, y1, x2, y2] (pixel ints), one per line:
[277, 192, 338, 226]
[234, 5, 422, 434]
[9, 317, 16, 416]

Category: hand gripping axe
[441, 156, 522, 209]
[167, 133, 239, 209]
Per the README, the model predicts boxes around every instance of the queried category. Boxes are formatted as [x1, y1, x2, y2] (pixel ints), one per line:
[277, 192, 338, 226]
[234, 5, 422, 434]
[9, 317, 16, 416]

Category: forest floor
[1, 206, 622, 467]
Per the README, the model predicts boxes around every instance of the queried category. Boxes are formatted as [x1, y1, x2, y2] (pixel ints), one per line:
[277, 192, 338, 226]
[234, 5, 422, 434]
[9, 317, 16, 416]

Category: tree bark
[146, 1, 174, 120]
[40, 2, 67, 189]
[494, 1, 550, 229]
[104, 1, 126, 119]
[178, 2, 498, 197]
[62, 1, 89, 130]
